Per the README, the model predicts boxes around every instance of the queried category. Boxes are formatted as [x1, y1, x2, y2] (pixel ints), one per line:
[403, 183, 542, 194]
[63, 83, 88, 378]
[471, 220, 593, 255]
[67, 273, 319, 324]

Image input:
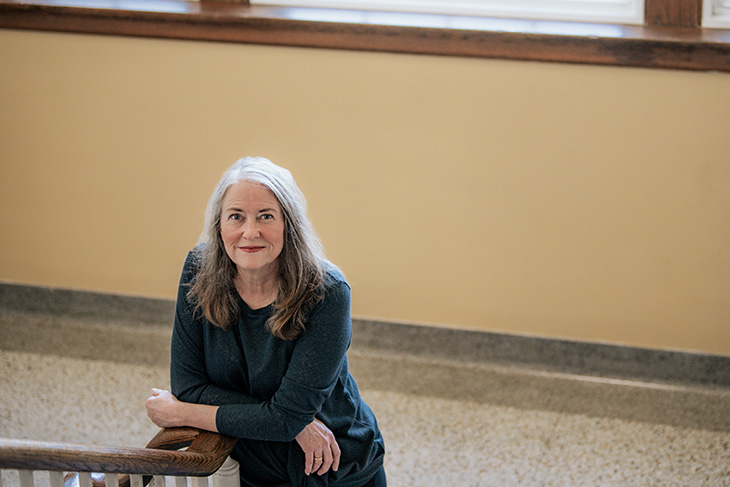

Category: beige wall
[1, 29, 729, 354]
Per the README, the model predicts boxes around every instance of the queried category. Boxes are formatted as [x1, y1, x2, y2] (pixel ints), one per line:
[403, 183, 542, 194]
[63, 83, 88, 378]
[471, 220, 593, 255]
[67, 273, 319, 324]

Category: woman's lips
[240, 246, 265, 253]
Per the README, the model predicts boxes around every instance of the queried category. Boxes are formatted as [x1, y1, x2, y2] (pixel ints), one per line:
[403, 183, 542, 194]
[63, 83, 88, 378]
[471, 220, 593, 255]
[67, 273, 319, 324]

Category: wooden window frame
[0, 0, 728, 72]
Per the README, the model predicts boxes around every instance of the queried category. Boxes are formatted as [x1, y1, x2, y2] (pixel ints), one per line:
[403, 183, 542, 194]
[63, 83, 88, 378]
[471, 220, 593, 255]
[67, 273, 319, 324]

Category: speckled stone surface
[1, 349, 729, 486]
[2, 283, 730, 486]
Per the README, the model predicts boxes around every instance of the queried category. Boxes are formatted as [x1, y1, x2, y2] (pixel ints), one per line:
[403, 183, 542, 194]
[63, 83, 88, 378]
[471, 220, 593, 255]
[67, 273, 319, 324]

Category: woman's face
[219, 180, 285, 279]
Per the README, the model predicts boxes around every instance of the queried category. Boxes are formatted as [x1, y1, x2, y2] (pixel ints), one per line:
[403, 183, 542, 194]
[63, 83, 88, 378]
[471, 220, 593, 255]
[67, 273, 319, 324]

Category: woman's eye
[229, 214, 242, 221]
[260, 214, 274, 220]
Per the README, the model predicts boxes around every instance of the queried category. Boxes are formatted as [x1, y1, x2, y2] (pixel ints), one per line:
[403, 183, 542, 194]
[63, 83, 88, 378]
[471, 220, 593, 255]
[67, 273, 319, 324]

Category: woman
[145, 157, 386, 487]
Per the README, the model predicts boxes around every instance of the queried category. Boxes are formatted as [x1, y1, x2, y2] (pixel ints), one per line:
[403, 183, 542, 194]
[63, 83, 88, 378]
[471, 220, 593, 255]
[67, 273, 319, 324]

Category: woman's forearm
[176, 382, 262, 408]
[180, 401, 220, 432]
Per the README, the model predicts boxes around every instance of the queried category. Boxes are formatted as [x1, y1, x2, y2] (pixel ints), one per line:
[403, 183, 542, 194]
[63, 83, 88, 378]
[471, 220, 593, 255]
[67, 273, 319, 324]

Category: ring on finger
[314, 456, 323, 461]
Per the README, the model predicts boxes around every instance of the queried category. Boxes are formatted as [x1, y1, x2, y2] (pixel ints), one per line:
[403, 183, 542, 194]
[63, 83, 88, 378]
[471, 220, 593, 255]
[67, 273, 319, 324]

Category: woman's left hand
[295, 418, 341, 476]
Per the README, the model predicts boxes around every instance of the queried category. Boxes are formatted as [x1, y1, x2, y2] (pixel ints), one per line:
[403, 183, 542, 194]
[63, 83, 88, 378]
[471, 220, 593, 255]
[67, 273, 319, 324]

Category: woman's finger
[331, 440, 341, 472]
[315, 448, 332, 476]
[303, 449, 314, 476]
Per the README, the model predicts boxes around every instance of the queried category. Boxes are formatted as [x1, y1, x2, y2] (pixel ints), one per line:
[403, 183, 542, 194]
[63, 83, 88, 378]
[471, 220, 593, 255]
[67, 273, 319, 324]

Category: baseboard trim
[2, 282, 727, 388]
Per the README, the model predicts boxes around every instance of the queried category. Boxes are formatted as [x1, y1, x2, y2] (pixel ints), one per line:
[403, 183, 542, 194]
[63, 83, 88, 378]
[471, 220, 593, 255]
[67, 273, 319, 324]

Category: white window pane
[252, 0, 644, 24]
[703, 0, 730, 27]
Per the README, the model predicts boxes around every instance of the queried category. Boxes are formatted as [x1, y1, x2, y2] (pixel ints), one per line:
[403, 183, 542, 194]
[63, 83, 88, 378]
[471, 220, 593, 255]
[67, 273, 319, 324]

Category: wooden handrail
[0, 428, 238, 478]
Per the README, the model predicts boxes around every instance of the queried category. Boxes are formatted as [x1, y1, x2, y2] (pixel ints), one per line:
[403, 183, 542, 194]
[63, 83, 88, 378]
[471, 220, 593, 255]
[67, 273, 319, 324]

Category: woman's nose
[241, 220, 260, 239]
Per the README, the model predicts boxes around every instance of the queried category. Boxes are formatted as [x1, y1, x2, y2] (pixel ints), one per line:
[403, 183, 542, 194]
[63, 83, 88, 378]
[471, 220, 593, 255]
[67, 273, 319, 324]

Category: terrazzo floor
[1, 311, 730, 486]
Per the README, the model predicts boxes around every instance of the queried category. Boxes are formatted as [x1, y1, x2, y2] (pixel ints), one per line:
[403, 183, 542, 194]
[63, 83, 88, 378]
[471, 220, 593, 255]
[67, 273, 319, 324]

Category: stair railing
[0, 428, 239, 487]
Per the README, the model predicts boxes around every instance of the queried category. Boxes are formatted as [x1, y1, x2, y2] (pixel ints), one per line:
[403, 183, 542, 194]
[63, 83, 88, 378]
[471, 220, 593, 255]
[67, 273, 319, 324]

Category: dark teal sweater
[170, 251, 385, 487]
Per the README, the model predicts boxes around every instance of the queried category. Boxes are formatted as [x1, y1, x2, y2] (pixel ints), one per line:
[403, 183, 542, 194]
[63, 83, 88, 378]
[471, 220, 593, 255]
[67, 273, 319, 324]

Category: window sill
[1, 0, 729, 72]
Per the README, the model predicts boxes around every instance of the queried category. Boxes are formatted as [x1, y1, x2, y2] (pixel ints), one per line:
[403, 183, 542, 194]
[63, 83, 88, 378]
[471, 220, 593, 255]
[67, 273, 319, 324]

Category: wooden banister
[0, 428, 238, 479]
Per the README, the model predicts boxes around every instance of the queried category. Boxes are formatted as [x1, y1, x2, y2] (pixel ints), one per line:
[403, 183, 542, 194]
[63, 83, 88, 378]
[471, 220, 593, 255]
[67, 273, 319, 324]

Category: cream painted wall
[1, 29, 729, 354]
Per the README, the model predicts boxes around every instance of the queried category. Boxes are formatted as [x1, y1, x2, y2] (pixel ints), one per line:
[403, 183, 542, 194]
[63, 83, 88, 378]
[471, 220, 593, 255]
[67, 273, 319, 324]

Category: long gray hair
[188, 157, 326, 340]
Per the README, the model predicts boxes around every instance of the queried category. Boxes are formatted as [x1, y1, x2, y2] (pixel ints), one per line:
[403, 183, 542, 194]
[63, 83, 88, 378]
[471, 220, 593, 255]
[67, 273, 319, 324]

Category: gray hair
[190, 157, 327, 339]
[201, 156, 324, 260]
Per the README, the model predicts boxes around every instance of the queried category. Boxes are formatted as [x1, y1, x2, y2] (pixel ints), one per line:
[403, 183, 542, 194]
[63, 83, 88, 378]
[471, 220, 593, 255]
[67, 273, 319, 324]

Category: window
[251, 0, 645, 25]
[704, 0, 730, 27]
[0, 0, 727, 72]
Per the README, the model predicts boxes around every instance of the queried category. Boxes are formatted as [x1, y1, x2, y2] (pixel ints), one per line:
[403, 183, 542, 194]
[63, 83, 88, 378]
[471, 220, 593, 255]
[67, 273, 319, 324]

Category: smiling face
[219, 180, 285, 280]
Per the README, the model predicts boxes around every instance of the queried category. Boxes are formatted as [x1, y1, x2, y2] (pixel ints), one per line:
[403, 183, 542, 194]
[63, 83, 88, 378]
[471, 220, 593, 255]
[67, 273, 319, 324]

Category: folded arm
[155, 255, 351, 475]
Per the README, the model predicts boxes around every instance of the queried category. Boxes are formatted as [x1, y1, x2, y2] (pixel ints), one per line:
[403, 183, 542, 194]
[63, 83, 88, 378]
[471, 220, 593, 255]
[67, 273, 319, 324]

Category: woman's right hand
[295, 418, 341, 476]
[145, 388, 186, 428]
[145, 388, 219, 433]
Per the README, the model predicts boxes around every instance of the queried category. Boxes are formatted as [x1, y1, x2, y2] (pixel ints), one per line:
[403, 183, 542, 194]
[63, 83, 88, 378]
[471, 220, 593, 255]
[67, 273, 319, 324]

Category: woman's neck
[234, 267, 279, 310]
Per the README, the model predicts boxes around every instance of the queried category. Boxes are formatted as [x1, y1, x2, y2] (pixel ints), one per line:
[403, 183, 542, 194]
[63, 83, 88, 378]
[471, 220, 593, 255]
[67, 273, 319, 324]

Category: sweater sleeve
[170, 252, 260, 407]
[215, 273, 353, 442]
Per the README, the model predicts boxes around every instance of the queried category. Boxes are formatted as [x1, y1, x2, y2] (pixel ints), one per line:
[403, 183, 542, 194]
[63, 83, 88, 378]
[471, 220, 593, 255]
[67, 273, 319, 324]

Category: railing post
[19, 471, 33, 487]
[106, 473, 120, 487]
[49, 471, 64, 487]
[129, 475, 143, 487]
[209, 457, 239, 487]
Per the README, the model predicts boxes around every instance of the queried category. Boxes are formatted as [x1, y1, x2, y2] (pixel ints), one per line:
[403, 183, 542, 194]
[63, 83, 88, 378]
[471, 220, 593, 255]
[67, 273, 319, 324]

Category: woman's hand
[145, 388, 186, 428]
[145, 388, 220, 432]
[295, 418, 341, 476]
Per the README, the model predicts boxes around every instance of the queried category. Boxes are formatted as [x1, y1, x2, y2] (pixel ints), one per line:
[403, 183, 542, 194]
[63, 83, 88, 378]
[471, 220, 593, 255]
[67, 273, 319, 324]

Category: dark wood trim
[0, 0, 729, 72]
[645, 0, 702, 27]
